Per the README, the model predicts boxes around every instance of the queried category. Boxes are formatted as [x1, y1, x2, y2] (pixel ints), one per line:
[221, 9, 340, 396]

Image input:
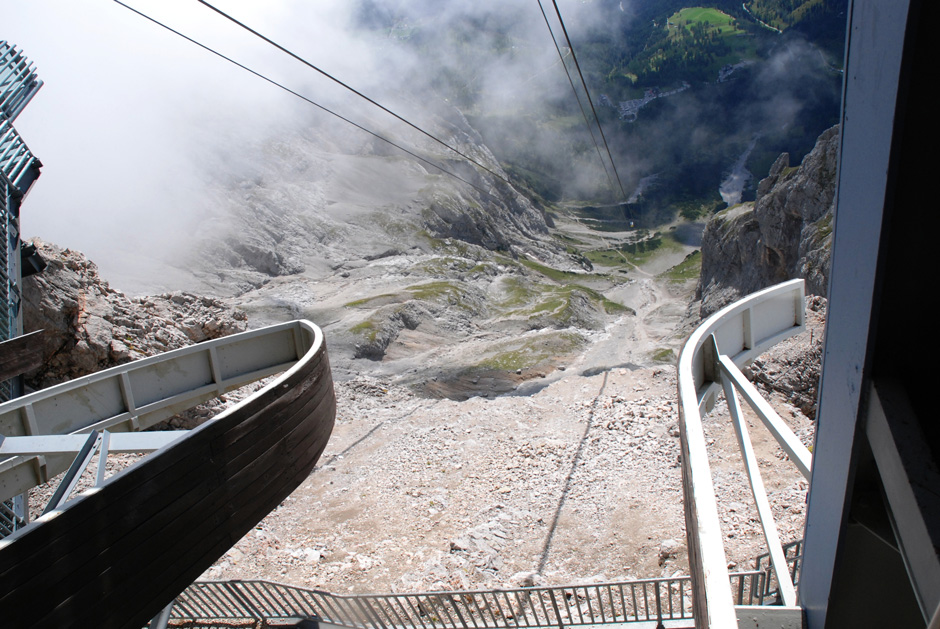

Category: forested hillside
[354, 0, 845, 228]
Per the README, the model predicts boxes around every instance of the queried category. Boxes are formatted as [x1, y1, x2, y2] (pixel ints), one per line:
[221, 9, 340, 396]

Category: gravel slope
[202, 304, 820, 594]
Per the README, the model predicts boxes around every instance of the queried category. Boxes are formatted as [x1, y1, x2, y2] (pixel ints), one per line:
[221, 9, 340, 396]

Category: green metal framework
[0, 42, 42, 398]
[0, 41, 42, 535]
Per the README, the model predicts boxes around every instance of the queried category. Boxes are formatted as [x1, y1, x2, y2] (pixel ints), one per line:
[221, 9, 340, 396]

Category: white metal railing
[0, 320, 319, 507]
[677, 279, 810, 628]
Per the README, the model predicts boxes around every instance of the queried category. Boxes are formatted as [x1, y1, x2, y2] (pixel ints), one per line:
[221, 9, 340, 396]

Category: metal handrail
[168, 568, 794, 628]
[173, 578, 696, 627]
[677, 279, 808, 628]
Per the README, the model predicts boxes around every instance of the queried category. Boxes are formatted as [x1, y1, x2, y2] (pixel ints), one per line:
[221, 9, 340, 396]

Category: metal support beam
[95, 430, 111, 487]
[148, 601, 175, 629]
[42, 431, 100, 514]
[717, 352, 812, 479]
[718, 351, 797, 606]
[0, 431, 186, 457]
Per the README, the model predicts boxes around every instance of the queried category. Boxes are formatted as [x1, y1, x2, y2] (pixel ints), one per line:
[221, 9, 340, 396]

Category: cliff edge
[696, 125, 838, 317]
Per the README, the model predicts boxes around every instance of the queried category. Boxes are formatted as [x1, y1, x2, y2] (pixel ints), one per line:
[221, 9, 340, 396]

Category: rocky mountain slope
[20, 210, 821, 596]
[112, 110, 661, 397]
[16, 85, 829, 597]
[695, 125, 838, 316]
[179, 109, 559, 298]
[21, 239, 247, 390]
[199, 302, 820, 592]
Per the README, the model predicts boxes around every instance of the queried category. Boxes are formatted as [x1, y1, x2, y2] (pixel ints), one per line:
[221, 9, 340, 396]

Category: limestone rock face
[696, 125, 838, 316]
[22, 239, 248, 390]
[188, 108, 556, 297]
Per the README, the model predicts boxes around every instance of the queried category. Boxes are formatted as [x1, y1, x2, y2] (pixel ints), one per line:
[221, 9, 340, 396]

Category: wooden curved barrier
[0, 320, 335, 629]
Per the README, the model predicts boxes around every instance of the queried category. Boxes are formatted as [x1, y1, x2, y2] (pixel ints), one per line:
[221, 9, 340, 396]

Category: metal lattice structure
[0, 40, 43, 535]
[0, 42, 42, 357]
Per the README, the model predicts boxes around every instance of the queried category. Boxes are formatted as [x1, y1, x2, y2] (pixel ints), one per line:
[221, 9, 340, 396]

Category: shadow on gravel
[580, 363, 641, 377]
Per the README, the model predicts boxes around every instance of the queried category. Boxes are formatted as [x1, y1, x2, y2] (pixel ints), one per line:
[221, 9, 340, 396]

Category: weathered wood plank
[0, 330, 44, 381]
[0, 331, 335, 629]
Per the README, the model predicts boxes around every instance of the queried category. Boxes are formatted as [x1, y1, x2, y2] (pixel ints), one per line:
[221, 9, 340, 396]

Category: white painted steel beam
[717, 352, 812, 479]
[0, 431, 187, 456]
[95, 430, 111, 486]
[799, 2, 912, 625]
[677, 279, 806, 629]
[720, 367, 797, 606]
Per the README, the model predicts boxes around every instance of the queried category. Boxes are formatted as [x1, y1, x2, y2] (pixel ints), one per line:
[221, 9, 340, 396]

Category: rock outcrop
[696, 125, 838, 316]
[189, 108, 557, 297]
[22, 239, 248, 390]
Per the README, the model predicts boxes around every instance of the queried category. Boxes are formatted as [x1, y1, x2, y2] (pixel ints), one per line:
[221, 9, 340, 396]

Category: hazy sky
[7, 0, 601, 287]
[6, 1, 405, 277]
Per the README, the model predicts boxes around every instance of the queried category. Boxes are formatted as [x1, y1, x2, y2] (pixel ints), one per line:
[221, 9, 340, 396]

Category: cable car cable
[112, 0, 497, 200]
[547, 0, 628, 201]
[196, 0, 516, 190]
[535, 0, 616, 194]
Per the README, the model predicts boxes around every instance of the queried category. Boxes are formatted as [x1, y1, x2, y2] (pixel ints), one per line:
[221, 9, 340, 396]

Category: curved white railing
[677, 279, 810, 628]
[0, 319, 320, 505]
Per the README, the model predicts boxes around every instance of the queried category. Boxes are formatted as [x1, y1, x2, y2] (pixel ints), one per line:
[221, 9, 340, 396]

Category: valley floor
[203, 290, 817, 595]
[198, 207, 815, 594]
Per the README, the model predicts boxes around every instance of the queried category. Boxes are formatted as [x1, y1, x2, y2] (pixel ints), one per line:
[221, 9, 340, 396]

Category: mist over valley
[4, 0, 846, 595]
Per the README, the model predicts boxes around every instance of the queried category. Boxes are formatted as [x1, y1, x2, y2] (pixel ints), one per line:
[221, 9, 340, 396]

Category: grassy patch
[519, 256, 615, 284]
[519, 257, 584, 282]
[678, 199, 723, 221]
[661, 250, 702, 283]
[814, 213, 833, 241]
[494, 277, 538, 309]
[345, 293, 405, 308]
[651, 347, 676, 364]
[347, 279, 479, 311]
[585, 233, 684, 268]
[476, 332, 585, 371]
[349, 319, 379, 342]
[602, 298, 633, 315]
[583, 248, 628, 267]
[493, 276, 631, 322]
[670, 7, 743, 37]
[626, 233, 685, 265]
[406, 281, 476, 310]
[417, 230, 486, 259]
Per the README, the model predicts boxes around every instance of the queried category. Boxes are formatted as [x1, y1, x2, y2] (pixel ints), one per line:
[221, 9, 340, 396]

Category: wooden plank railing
[0, 320, 336, 629]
